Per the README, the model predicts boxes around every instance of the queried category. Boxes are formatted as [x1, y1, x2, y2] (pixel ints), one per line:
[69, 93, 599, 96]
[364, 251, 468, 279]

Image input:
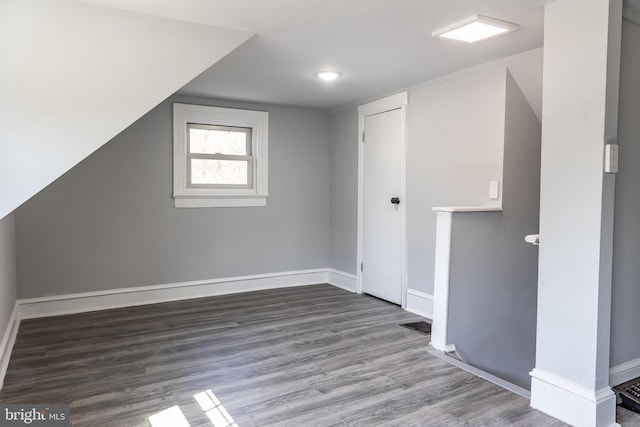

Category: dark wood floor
[0, 284, 634, 426]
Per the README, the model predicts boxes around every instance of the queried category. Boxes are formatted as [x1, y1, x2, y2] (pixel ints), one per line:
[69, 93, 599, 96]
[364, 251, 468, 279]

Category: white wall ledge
[432, 206, 503, 212]
[431, 205, 502, 352]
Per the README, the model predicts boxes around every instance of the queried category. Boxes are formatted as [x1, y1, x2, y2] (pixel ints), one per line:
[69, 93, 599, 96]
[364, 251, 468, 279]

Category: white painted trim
[530, 368, 619, 427]
[432, 206, 503, 212]
[357, 92, 408, 117]
[0, 302, 20, 391]
[1, 267, 428, 391]
[327, 269, 357, 293]
[18, 269, 327, 320]
[356, 111, 364, 295]
[431, 211, 453, 351]
[610, 357, 640, 386]
[172, 103, 269, 207]
[405, 289, 434, 319]
[400, 100, 408, 309]
[430, 207, 504, 352]
[175, 196, 267, 208]
[16, 269, 362, 320]
[357, 92, 409, 308]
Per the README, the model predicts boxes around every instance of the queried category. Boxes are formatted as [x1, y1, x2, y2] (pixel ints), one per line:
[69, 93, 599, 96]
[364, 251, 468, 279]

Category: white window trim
[173, 103, 269, 208]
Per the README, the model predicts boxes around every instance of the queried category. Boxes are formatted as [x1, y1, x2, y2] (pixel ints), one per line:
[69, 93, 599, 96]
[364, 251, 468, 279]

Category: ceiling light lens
[440, 22, 509, 43]
[315, 71, 341, 81]
[433, 15, 518, 43]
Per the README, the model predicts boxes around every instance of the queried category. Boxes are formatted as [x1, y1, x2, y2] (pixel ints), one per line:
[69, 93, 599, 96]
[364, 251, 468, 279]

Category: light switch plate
[489, 181, 499, 199]
[604, 143, 618, 173]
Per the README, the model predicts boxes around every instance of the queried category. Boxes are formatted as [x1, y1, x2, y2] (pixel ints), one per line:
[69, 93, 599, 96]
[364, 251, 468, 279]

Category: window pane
[190, 159, 248, 185]
[189, 126, 249, 155]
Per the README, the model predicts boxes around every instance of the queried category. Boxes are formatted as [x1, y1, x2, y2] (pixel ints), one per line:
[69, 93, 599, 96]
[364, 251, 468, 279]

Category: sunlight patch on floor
[148, 388, 237, 427]
[148, 405, 190, 427]
[194, 389, 238, 427]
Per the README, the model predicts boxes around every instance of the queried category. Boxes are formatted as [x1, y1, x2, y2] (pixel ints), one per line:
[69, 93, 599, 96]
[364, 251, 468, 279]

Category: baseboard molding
[0, 302, 20, 391]
[530, 368, 618, 426]
[405, 288, 434, 319]
[18, 269, 333, 319]
[2, 268, 359, 392]
[428, 349, 529, 398]
[610, 357, 640, 386]
[5, 267, 381, 391]
[16, 269, 431, 322]
[326, 269, 357, 293]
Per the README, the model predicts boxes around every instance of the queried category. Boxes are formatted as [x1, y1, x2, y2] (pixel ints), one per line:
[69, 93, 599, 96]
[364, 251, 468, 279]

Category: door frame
[356, 92, 408, 308]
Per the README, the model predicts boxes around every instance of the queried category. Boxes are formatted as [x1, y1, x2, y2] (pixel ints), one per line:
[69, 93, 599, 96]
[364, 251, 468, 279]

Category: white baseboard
[17, 268, 361, 320]
[530, 368, 618, 426]
[610, 357, 640, 386]
[327, 269, 357, 293]
[18, 269, 332, 319]
[405, 288, 434, 319]
[0, 302, 20, 391]
[2, 267, 373, 391]
[429, 349, 529, 398]
[2, 268, 358, 392]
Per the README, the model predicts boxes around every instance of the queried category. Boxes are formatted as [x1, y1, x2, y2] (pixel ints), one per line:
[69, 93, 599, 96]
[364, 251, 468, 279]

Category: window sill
[174, 196, 267, 208]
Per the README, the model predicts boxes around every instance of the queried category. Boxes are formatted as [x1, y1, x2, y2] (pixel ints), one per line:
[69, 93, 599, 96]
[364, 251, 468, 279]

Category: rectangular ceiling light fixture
[432, 15, 519, 43]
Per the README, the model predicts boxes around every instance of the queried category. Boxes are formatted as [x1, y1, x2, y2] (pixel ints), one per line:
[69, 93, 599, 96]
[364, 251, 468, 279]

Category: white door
[362, 108, 403, 305]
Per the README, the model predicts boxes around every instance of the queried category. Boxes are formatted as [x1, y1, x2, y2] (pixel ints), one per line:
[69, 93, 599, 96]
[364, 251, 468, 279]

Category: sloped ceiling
[79, 0, 555, 110]
[0, 0, 558, 220]
[0, 0, 252, 220]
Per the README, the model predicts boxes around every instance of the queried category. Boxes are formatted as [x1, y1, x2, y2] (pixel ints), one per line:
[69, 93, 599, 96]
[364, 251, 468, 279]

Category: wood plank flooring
[0, 284, 636, 426]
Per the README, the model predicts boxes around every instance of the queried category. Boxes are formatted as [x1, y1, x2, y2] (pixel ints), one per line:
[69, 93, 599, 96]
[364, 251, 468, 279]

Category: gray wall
[446, 72, 541, 389]
[329, 106, 358, 274]
[0, 213, 17, 339]
[327, 49, 542, 296]
[611, 19, 640, 368]
[326, 64, 542, 388]
[406, 64, 507, 296]
[16, 95, 331, 298]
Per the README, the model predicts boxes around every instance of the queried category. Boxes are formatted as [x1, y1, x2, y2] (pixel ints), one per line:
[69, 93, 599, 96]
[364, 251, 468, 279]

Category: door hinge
[362, 132, 365, 143]
[361, 262, 364, 272]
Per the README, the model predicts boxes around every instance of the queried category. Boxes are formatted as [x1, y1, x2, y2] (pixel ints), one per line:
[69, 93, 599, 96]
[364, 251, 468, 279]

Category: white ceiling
[1, 0, 252, 220]
[79, 0, 556, 110]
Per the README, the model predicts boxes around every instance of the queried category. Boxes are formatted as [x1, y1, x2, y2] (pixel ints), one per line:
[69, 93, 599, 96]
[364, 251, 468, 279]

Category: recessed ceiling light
[432, 15, 519, 43]
[315, 71, 342, 81]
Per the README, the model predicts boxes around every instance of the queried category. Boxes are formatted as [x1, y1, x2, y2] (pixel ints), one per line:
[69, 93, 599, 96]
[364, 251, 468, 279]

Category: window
[187, 124, 252, 188]
[173, 103, 268, 207]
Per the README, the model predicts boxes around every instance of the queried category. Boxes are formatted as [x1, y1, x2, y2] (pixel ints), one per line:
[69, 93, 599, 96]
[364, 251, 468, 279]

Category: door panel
[362, 108, 403, 305]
